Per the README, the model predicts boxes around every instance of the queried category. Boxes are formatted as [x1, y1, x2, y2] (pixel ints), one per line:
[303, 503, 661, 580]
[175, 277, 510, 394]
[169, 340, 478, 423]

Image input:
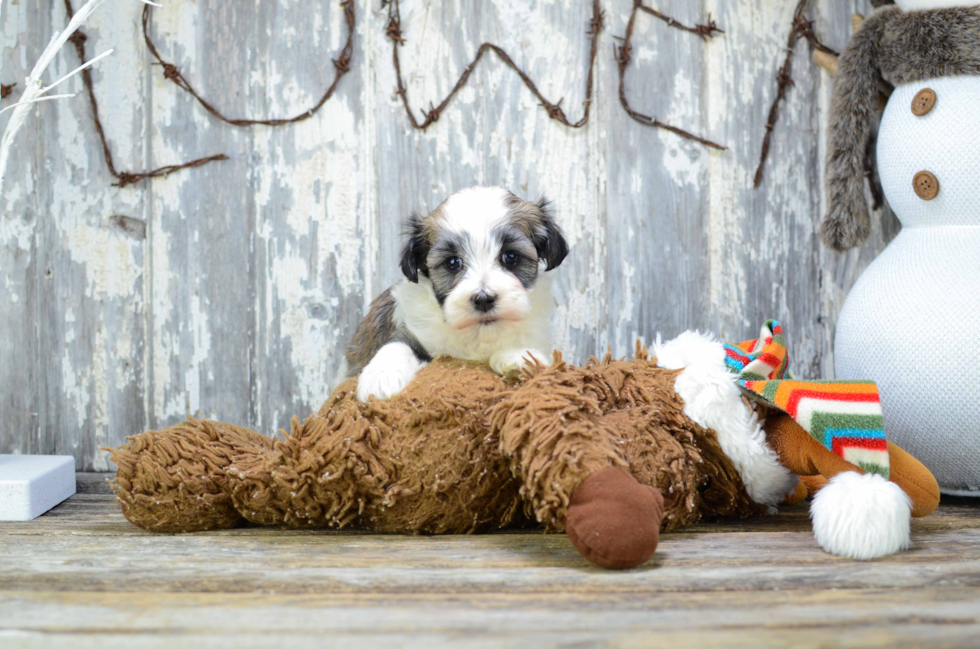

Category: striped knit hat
[724, 321, 890, 479]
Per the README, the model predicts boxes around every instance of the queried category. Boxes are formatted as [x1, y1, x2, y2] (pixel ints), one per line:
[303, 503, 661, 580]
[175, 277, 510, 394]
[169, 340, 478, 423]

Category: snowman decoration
[824, 0, 980, 495]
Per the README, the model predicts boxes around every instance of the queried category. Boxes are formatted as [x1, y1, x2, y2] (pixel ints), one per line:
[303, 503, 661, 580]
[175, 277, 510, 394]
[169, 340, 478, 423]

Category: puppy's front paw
[489, 348, 551, 377]
[356, 367, 413, 402]
[356, 343, 425, 402]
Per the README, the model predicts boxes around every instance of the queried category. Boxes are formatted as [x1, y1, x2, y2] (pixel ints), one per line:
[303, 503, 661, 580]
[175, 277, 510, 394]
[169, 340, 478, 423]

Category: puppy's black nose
[471, 292, 497, 313]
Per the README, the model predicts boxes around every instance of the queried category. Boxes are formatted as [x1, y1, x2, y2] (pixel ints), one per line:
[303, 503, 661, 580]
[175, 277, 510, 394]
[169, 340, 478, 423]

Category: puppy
[342, 186, 568, 402]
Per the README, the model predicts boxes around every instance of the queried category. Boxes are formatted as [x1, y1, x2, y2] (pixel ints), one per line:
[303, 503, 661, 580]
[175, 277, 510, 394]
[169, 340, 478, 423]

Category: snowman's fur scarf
[824, 5, 980, 251]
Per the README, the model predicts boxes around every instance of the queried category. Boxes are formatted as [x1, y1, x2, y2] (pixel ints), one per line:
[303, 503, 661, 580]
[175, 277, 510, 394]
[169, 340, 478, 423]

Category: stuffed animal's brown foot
[565, 467, 663, 569]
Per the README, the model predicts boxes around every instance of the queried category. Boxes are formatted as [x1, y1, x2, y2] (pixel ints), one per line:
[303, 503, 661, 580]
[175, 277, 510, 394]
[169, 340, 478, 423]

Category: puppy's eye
[500, 251, 520, 267]
[445, 257, 463, 272]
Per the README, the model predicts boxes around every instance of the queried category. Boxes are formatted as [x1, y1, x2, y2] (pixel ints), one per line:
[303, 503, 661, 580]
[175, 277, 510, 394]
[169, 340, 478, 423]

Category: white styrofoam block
[0, 455, 76, 521]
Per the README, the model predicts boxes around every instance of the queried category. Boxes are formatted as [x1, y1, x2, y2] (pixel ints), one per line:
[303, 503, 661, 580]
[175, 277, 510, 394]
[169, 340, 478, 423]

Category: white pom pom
[810, 471, 912, 560]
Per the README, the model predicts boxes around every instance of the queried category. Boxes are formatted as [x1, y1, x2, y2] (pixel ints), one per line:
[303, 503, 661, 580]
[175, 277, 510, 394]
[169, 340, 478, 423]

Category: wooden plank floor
[2, 477, 980, 648]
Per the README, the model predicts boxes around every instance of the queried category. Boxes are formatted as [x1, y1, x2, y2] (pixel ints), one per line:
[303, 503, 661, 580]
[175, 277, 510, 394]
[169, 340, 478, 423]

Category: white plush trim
[810, 472, 912, 560]
[654, 331, 798, 507]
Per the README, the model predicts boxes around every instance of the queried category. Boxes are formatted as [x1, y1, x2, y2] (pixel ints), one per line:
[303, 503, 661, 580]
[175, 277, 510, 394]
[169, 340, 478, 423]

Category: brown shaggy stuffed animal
[109, 348, 939, 569]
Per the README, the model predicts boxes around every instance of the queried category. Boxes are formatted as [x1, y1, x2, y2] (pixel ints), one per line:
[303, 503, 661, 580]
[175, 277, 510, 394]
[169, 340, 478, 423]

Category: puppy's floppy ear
[534, 197, 569, 271]
[400, 212, 428, 283]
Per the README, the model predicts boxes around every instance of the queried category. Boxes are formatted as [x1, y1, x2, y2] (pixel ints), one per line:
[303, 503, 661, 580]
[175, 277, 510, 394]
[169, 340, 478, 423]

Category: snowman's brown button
[913, 170, 940, 200]
[911, 88, 936, 116]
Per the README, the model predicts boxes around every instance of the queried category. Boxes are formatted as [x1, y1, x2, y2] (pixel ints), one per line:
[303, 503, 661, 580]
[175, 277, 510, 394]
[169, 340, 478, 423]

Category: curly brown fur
[824, 5, 980, 250]
[228, 359, 527, 533]
[109, 419, 274, 532]
[493, 350, 764, 533]
[110, 354, 763, 538]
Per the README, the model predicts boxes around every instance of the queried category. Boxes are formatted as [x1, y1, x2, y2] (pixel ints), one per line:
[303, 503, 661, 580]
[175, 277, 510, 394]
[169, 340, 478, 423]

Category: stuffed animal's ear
[822, 13, 886, 251]
[400, 213, 428, 283]
[534, 198, 569, 271]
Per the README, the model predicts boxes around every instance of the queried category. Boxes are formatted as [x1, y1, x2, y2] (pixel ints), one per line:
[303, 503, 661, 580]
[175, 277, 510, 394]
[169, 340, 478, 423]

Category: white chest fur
[391, 274, 554, 363]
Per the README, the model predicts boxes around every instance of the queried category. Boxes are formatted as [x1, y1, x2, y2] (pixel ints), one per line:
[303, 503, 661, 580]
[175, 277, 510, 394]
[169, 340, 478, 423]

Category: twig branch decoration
[2, 0, 163, 194]
[61, 0, 355, 186]
[20, 1, 729, 188]
[615, 1, 726, 150]
[141, 1, 355, 126]
[385, 0, 603, 130]
[635, 1, 724, 40]
[63, 0, 227, 187]
[752, 0, 837, 188]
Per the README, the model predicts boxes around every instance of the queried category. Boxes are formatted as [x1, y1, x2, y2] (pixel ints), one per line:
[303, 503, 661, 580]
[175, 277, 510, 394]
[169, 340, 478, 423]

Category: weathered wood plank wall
[1, 0, 895, 471]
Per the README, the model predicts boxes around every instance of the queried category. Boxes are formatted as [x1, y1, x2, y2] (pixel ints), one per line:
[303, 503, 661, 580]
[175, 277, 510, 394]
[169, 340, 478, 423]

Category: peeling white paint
[3, 275, 19, 303]
[183, 291, 212, 419]
[1, 0, 878, 468]
[60, 319, 108, 458]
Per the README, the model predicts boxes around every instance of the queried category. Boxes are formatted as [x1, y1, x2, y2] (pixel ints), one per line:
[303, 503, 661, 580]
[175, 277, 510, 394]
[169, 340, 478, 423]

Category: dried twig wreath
[63, 0, 227, 188]
[385, 0, 603, 130]
[615, 1, 726, 150]
[142, 1, 355, 126]
[752, 0, 837, 188]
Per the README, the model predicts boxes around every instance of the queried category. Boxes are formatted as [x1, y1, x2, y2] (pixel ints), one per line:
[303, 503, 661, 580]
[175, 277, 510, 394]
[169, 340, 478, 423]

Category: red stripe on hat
[832, 436, 888, 457]
[784, 389, 880, 418]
